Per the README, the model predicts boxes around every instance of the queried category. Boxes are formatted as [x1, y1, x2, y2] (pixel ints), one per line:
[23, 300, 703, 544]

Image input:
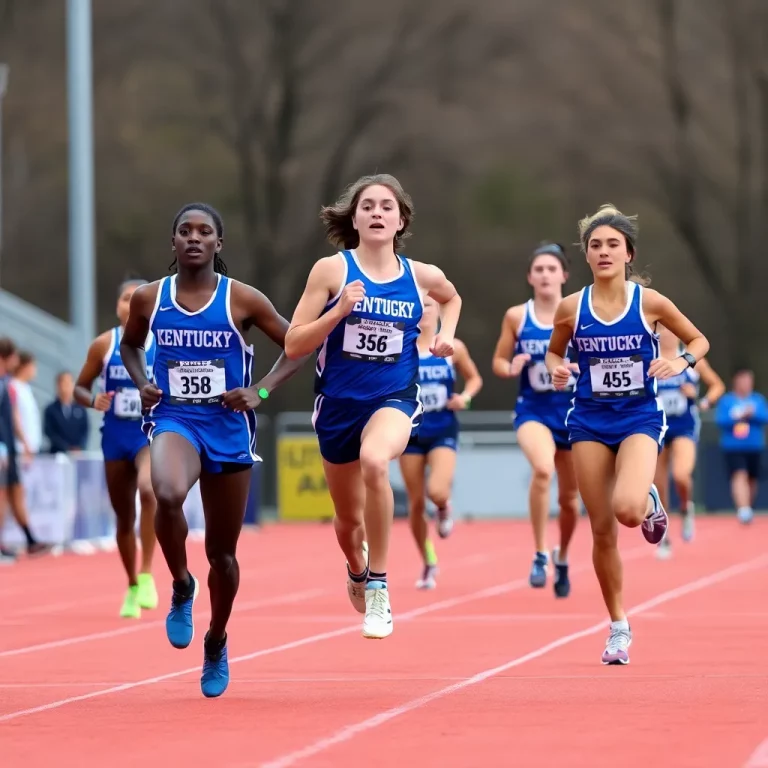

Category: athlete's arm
[74, 332, 115, 412]
[695, 358, 726, 410]
[643, 290, 710, 378]
[492, 305, 527, 379]
[284, 256, 352, 360]
[120, 284, 161, 403]
[545, 294, 578, 390]
[228, 283, 309, 406]
[412, 262, 462, 356]
[449, 339, 483, 409]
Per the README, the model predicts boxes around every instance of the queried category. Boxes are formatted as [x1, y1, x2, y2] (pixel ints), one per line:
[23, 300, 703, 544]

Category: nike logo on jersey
[580, 323, 593, 330]
[573, 334, 644, 353]
[158, 306, 173, 311]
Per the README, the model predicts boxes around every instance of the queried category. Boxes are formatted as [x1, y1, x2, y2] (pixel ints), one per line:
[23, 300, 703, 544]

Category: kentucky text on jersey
[516, 338, 550, 357]
[353, 297, 417, 318]
[419, 363, 453, 381]
[154, 329, 234, 348]
[573, 334, 645, 353]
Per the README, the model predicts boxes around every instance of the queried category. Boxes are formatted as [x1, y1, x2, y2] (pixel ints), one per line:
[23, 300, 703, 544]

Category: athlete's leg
[199, 466, 251, 642]
[322, 459, 368, 611]
[653, 445, 671, 512]
[572, 442, 621, 618]
[103, 460, 139, 586]
[516, 421, 557, 586]
[553, 448, 579, 560]
[399, 452, 429, 561]
[134, 446, 157, 574]
[134, 446, 158, 609]
[669, 437, 697, 539]
[150, 432, 201, 649]
[613, 434, 666, 534]
[426, 446, 457, 540]
[359, 407, 414, 576]
[150, 433, 200, 583]
[195, 463, 251, 699]
[357, 407, 414, 638]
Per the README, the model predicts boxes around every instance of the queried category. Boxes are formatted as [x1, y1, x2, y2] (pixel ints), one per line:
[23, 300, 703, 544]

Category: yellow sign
[277, 435, 334, 521]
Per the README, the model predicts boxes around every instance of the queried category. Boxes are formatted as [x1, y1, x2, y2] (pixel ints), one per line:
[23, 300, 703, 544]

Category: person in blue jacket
[715, 368, 768, 524]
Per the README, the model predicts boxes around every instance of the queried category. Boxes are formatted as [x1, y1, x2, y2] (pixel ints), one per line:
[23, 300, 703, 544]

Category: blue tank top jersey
[570, 282, 662, 413]
[145, 274, 258, 459]
[314, 249, 423, 401]
[656, 367, 699, 426]
[101, 326, 155, 430]
[515, 299, 576, 407]
[417, 351, 457, 436]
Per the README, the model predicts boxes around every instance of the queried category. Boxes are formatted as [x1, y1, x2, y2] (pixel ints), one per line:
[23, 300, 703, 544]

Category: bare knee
[671, 470, 691, 489]
[426, 480, 450, 510]
[408, 496, 426, 520]
[612, 492, 647, 528]
[153, 480, 187, 512]
[591, 521, 617, 551]
[558, 491, 580, 519]
[115, 507, 136, 535]
[531, 463, 554, 487]
[359, 448, 389, 490]
[138, 480, 155, 510]
[206, 547, 236, 576]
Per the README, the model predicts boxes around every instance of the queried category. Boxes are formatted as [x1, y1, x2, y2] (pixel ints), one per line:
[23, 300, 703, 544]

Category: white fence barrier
[1, 452, 205, 553]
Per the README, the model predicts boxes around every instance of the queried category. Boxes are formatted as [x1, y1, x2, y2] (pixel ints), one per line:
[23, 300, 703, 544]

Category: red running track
[0, 516, 766, 768]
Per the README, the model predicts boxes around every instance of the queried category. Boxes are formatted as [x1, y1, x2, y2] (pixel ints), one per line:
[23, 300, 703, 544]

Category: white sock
[610, 618, 630, 632]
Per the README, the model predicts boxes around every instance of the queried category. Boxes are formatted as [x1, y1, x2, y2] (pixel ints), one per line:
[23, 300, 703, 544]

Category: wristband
[258, 387, 270, 400]
[463, 393, 472, 409]
[90, 393, 96, 407]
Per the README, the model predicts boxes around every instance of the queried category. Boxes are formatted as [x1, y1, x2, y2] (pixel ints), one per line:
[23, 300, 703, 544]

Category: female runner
[492, 243, 580, 598]
[285, 174, 462, 639]
[654, 324, 724, 556]
[74, 279, 158, 618]
[546, 204, 709, 665]
[399, 295, 483, 589]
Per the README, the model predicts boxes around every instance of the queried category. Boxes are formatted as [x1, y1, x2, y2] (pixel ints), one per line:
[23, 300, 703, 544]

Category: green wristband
[258, 387, 269, 400]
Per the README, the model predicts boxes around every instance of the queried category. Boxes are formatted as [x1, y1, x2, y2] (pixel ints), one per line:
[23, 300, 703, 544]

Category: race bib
[589, 355, 645, 399]
[113, 387, 142, 420]
[420, 382, 448, 412]
[528, 362, 554, 393]
[167, 359, 226, 405]
[659, 389, 688, 417]
[342, 317, 405, 363]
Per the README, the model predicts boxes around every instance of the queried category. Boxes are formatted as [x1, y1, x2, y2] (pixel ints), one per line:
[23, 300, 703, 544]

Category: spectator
[43, 370, 89, 454]
[12, 351, 42, 455]
[0, 337, 48, 558]
[715, 367, 768, 524]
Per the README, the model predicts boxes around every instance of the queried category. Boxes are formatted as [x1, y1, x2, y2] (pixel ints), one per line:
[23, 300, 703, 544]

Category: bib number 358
[167, 359, 226, 405]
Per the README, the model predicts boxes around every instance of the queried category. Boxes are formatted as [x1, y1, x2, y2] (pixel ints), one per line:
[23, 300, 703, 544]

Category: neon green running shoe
[120, 585, 141, 619]
[137, 572, 159, 610]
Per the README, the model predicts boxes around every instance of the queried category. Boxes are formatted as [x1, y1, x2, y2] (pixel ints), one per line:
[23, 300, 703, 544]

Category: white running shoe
[346, 541, 369, 614]
[682, 501, 695, 542]
[415, 563, 438, 590]
[362, 582, 393, 639]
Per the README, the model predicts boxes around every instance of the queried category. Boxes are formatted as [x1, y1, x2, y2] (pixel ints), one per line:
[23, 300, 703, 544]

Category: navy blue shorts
[143, 415, 260, 473]
[514, 400, 571, 451]
[313, 389, 423, 465]
[101, 425, 148, 463]
[567, 404, 667, 454]
[403, 424, 458, 455]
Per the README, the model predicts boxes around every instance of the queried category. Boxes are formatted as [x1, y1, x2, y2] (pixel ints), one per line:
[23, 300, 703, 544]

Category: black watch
[679, 352, 697, 369]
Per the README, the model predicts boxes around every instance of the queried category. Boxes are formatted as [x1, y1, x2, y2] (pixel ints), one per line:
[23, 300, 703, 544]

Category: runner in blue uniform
[286, 174, 462, 639]
[120, 203, 306, 698]
[546, 204, 709, 665]
[654, 324, 724, 556]
[399, 295, 482, 590]
[74, 279, 159, 618]
[492, 243, 580, 598]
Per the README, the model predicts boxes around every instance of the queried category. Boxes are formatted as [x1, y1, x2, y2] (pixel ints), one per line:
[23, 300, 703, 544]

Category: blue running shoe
[529, 552, 548, 588]
[201, 632, 229, 698]
[166, 575, 199, 649]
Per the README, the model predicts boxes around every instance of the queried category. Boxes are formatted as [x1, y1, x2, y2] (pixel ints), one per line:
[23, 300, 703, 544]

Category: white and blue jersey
[100, 327, 155, 462]
[566, 282, 667, 450]
[512, 300, 576, 450]
[404, 352, 458, 455]
[312, 249, 424, 464]
[657, 368, 700, 442]
[142, 274, 260, 472]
